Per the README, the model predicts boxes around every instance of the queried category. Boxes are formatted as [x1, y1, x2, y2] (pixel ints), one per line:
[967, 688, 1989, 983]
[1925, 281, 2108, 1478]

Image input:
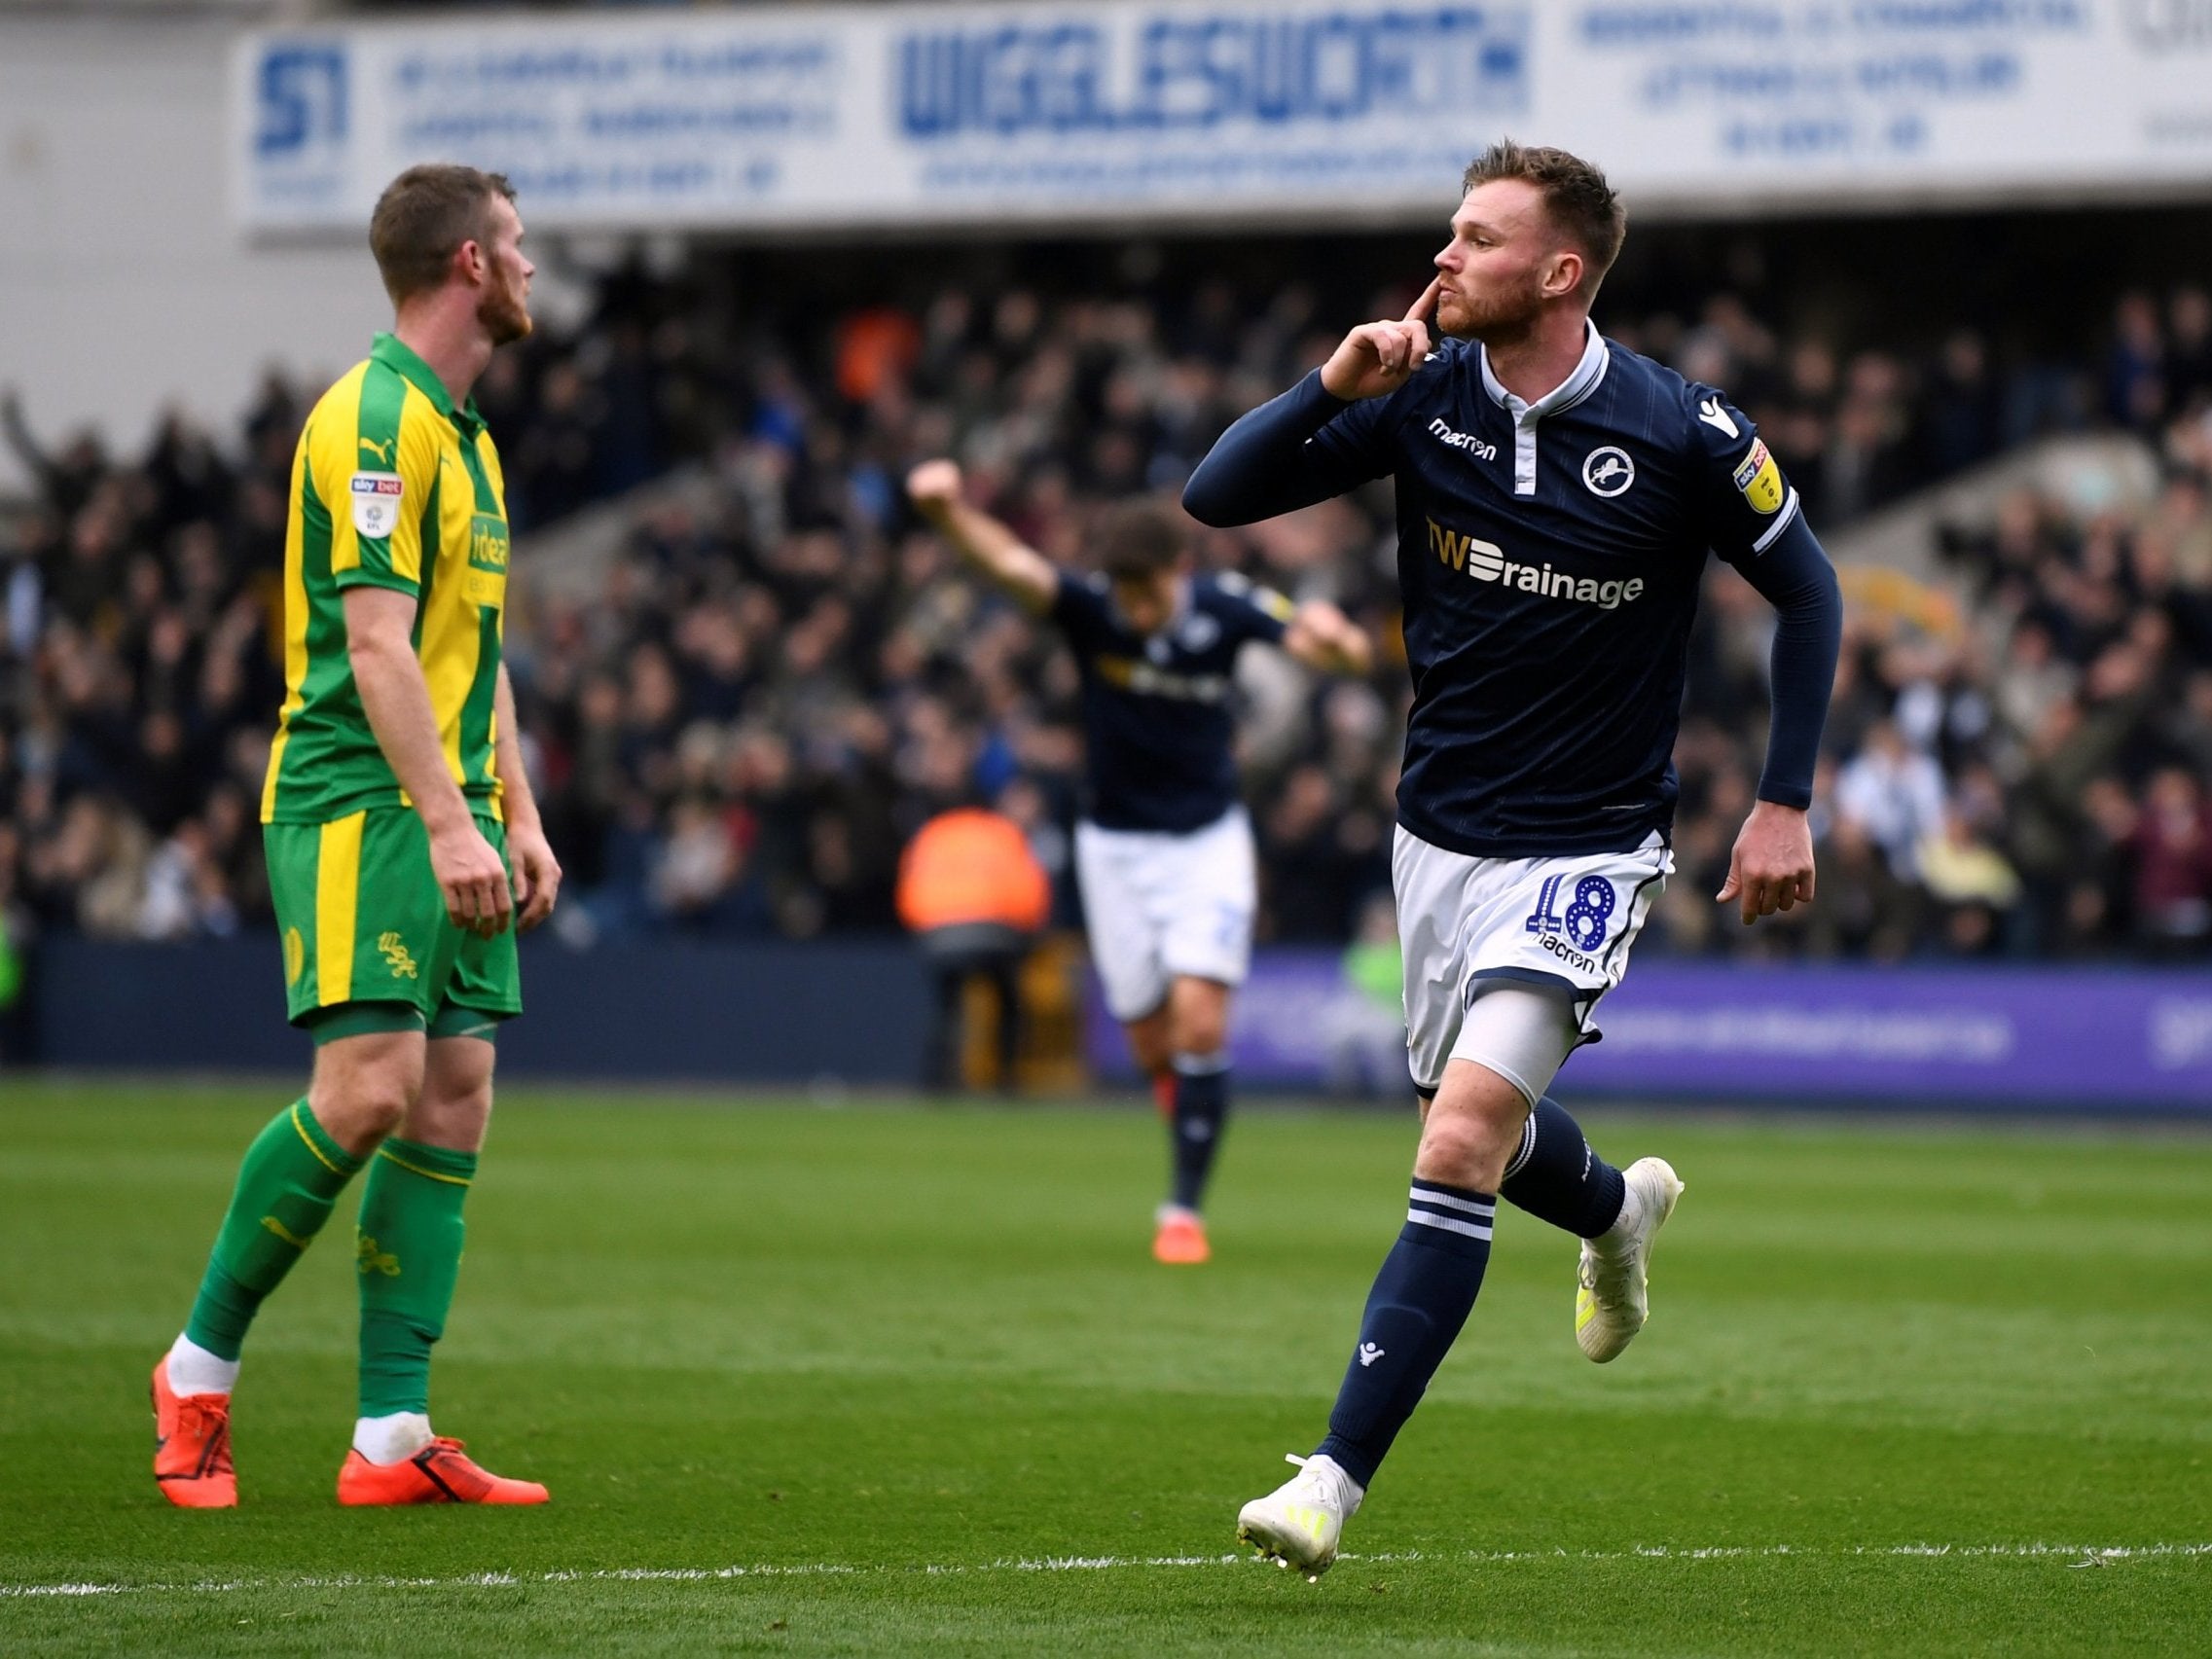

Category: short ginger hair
[1462, 141, 1626, 296]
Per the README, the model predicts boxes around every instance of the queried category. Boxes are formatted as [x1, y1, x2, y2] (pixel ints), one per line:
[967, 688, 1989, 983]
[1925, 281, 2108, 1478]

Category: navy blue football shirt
[1049, 570, 1292, 833]
[1185, 321, 1837, 859]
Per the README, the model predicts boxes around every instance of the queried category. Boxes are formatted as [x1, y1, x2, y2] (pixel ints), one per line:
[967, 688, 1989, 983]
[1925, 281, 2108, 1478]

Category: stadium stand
[3, 275, 2208, 964]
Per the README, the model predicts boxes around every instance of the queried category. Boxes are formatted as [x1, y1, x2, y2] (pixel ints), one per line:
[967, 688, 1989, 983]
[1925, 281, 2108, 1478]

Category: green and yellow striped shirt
[262, 333, 511, 825]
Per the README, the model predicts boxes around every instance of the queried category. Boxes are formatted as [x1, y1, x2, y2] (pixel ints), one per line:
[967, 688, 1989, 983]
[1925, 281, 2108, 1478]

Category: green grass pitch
[1, 1080, 2206, 1656]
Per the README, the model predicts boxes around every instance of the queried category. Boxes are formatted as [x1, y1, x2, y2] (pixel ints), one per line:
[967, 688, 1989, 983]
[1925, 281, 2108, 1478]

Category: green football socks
[354, 1136, 478, 1418]
[183, 1100, 363, 1361]
[181, 1101, 484, 1419]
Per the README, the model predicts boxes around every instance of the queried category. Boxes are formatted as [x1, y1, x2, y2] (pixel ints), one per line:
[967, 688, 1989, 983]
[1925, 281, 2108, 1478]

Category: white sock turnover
[352, 1411, 435, 1464]
[166, 1332, 239, 1397]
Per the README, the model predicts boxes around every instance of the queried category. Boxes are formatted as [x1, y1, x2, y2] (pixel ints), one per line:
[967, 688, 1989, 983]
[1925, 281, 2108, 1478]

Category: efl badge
[1732, 439, 1786, 515]
[350, 472, 404, 537]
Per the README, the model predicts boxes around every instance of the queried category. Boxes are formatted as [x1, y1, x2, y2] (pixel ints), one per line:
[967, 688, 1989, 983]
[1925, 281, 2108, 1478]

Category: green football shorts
[266, 808, 522, 1037]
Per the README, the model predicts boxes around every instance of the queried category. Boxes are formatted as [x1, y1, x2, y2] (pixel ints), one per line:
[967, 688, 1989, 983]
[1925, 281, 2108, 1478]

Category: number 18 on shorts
[1394, 827, 1672, 1093]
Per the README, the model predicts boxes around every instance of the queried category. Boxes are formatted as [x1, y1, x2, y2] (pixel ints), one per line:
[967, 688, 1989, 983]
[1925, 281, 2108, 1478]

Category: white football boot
[1576, 1156, 1685, 1363]
[1235, 1453, 1363, 1581]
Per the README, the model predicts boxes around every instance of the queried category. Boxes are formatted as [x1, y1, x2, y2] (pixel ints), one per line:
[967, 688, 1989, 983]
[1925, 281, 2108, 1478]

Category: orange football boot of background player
[1152, 1208, 1211, 1265]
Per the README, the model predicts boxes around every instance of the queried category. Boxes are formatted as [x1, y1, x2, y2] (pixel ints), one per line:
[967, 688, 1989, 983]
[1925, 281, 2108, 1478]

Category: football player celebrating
[1183, 142, 1842, 1575]
[907, 461, 1372, 1264]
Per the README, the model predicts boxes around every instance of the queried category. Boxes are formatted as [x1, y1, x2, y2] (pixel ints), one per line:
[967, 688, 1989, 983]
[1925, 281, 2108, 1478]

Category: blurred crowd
[1663, 460, 2212, 961]
[2, 266, 2208, 965]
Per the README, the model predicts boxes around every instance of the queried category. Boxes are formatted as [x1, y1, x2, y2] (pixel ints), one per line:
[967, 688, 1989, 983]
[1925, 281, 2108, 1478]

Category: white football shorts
[1076, 809, 1256, 1023]
[1395, 823, 1672, 1098]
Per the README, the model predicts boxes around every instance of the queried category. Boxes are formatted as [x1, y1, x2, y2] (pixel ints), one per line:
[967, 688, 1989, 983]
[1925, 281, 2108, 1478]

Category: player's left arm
[1695, 393, 1844, 925]
[493, 663, 562, 931]
[1282, 600, 1375, 677]
[1218, 573, 1373, 677]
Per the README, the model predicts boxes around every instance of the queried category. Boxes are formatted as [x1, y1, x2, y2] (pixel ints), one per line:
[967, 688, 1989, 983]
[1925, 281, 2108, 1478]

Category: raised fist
[905, 458, 963, 513]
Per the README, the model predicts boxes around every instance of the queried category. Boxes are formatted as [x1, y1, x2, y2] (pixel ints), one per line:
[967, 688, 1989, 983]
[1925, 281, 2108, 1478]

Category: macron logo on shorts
[1428, 520, 1646, 613]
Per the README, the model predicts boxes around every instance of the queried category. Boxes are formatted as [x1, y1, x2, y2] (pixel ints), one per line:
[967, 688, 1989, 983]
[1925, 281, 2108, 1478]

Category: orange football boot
[1152, 1208, 1212, 1265]
[337, 1437, 549, 1505]
[151, 1357, 236, 1508]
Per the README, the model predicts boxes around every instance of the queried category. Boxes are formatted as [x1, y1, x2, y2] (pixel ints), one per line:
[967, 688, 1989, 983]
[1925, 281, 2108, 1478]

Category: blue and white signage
[1091, 955, 2212, 1110]
[233, 1, 2212, 232]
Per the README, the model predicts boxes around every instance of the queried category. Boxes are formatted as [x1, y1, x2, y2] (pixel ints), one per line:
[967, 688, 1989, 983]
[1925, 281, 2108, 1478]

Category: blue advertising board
[1088, 953, 2212, 1110]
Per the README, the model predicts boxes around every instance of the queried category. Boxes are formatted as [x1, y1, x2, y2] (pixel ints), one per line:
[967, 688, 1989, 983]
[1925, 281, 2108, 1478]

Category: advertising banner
[235, 1, 2212, 234]
[1087, 954, 2212, 1109]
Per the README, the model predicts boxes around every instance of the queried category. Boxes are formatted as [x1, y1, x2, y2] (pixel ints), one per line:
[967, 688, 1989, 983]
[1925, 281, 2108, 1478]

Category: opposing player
[152, 164, 560, 1507]
[1182, 142, 1842, 1573]
[906, 461, 1372, 1264]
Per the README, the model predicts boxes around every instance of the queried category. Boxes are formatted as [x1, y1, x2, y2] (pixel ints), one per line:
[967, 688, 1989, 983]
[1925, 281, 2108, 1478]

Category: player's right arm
[1317, 277, 1441, 401]
[308, 388, 512, 937]
[1181, 280, 1436, 526]
[344, 590, 512, 936]
[904, 459, 1057, 614]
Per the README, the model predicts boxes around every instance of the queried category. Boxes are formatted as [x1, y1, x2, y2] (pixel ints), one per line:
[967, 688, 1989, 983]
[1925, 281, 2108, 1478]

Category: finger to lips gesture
[1322, 279, 1440, 402]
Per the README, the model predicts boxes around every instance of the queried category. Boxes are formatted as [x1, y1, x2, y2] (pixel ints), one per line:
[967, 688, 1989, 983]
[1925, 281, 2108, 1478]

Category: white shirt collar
[1477, 319, 1609, 420]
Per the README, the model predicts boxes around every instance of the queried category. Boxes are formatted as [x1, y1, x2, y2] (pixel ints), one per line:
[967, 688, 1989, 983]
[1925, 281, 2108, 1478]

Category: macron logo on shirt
[1428, 416, 1499, 462]
[1428, 520, 1647, 612]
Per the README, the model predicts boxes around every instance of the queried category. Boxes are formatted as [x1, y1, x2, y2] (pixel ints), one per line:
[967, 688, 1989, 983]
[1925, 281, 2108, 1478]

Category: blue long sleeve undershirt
[1183, 370, 1361, 527]
[1180, 369, 1843, 811]
[1730, 512, 1841, 811]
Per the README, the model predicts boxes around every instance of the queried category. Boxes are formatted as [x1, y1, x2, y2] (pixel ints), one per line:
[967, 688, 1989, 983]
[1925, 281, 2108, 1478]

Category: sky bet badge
[350, 471, 404, 537]
[1733, 439, 1785, 514]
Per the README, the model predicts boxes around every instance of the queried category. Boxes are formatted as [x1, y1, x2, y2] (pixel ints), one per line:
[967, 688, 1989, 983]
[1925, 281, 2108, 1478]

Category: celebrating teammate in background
[906, 460, 1372, 1265]
[1183, 142, 1842, 1573]
[153, 164, 560, 1508]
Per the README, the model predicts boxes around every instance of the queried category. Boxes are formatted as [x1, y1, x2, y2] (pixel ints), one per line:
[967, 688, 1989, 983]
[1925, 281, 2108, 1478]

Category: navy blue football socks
[1501, 1096, 1627, 1240]
[1168, 1052, 1230, 1211]
[1314, 1178, 1495, 1489]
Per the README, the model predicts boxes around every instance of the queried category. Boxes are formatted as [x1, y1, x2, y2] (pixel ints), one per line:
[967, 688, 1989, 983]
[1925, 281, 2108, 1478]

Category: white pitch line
[3, 1542, 2206, 1600]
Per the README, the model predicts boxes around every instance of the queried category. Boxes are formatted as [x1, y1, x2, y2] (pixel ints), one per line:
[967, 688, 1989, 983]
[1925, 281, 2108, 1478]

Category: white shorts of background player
[1394, 824, 1672, 1103]
[1076, 808, 1256, 1023]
